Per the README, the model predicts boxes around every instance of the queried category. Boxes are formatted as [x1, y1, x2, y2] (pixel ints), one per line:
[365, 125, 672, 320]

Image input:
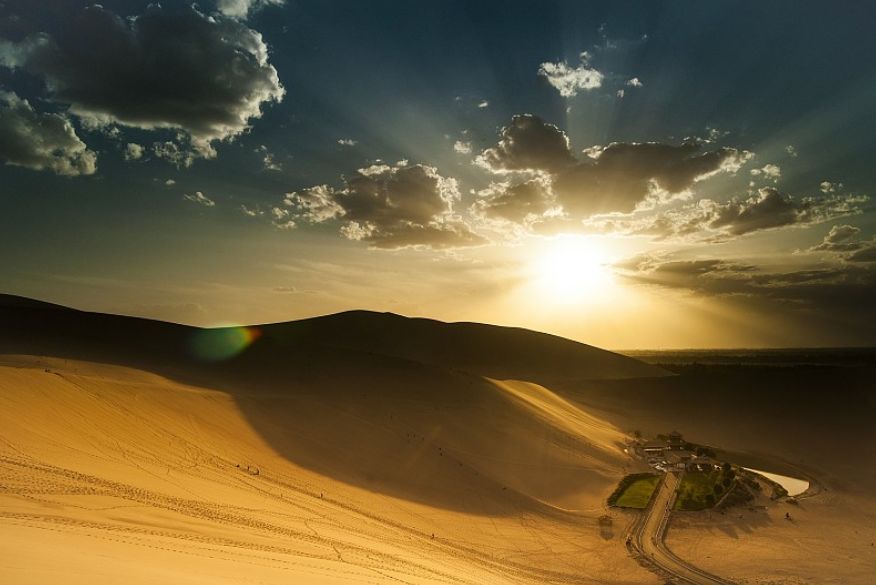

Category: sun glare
[531, 237, 614, 304]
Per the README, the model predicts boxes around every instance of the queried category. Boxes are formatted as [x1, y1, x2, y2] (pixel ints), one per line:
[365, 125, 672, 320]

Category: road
[627, 472, 737, 585]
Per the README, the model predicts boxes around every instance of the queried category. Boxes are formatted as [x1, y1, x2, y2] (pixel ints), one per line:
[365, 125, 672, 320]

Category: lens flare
[189, 326, 261, 361]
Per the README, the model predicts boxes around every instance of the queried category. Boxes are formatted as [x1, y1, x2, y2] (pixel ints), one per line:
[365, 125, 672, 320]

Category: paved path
[627, 472, 737, 585]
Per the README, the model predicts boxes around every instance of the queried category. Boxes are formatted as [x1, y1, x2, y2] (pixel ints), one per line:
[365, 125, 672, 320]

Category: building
[668, 430, 685, 450]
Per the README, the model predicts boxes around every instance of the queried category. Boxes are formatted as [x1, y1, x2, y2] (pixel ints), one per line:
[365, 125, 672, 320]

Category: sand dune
[0, 296, 665, 584]
[0, 355, 653, 584]
[1, 296, 873, 584]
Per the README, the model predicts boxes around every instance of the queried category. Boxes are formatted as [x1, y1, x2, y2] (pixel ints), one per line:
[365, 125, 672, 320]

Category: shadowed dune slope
[0, 294, 668, 383]
[0, 295, 663, 513]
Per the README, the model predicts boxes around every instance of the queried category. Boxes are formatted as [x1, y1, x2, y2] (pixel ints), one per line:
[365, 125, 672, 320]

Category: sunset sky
[2, 0, 875, 348]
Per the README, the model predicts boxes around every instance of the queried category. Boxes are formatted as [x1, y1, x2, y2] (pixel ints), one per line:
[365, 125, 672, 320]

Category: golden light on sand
[530, 236, 613, 304]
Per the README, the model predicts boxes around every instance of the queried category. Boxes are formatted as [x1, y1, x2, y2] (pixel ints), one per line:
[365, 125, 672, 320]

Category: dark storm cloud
[594, 188, 867, 241]
[283, 163, 486, 249]
[474, 114, 750, 226]
[0, 90, 96, 175]
[0, 4, 284, 159]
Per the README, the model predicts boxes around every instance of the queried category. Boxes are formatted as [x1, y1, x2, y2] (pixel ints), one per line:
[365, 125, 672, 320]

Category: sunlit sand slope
[0, 356, 655, 585]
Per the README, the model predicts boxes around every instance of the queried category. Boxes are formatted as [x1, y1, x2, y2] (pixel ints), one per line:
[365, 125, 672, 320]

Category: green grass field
[609, 474, 661, 509]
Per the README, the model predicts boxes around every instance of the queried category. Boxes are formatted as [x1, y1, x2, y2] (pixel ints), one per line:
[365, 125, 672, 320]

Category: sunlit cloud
[0, 91, 97, 176]
[538, 53, 604, 97]
[283, 163, 485, 249]
[0, 4, 284, 162]
[183, 191, 216, 207]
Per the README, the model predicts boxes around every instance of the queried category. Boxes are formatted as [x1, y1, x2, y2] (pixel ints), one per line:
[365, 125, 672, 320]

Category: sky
[1, 0, 875, 348]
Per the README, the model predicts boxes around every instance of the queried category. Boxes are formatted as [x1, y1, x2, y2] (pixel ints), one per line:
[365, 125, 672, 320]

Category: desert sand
[0, 355, 655, 584]
[1, 296, 874, 584]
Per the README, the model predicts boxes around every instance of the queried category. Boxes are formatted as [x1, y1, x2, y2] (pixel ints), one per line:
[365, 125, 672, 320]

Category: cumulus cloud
[337, 138, 357, 147]
[283, 163, 485, 249]
[153, 141, 196, 168]
[0, 90, 96, 176]
[453, 140, 472, 154]
[820, 180, 843, 193]
[595, 187, 867, 241]
[124, 143, 144, 161]
[538, 54, 604, 97]
[1, 4, 284, 160]
[183, 191, 215, 207]
[216, 0, 285, 19]
[809, 224, 862, 252]
[472, 176, 557, 226]
[626, 77, 643, 87]
[554, 142, 752, 217]
[750, 163, 781, 182]
[476, 114, 575, 174]
[474, 114, 752, 231]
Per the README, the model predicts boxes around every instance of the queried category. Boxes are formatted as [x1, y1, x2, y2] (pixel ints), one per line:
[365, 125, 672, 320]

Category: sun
[530, 236, 613, 303]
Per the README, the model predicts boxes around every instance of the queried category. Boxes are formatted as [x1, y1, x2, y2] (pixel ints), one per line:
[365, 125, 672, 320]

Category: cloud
[124, 143, 144, 161]
[216, 0, 285, 19]
[476, 114, 575, 174]
[617, 253, 876, 325]
[809, 224, 862, 252]
[153, 141, 196, 168]
[283, 163, 485, 249]
[595, 187, 867, 241]
[802, 224, 876, 261]
[750, 163, 781, 182]
[849, 245, 876, 263]
[240, 204, 261, 217]
[477, 100, 490, 109]
[0, 90, 96, 176]
[183, 191, 215, 207]
[786, 145, 798, 157]
[473, 114, 752, 231]
[820, 180, 843, 193]
[626, 77, 643, 88]
[538, 54, 604, 97]
[709, 187, 864, 237]
[1, 4, 284, 160]
[472, 176, 557, 225]
[337, 138, 357, 146]
[453, 140, 472, 154]
[553, 142, 751, 217]
[164, 179, 176, 187]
